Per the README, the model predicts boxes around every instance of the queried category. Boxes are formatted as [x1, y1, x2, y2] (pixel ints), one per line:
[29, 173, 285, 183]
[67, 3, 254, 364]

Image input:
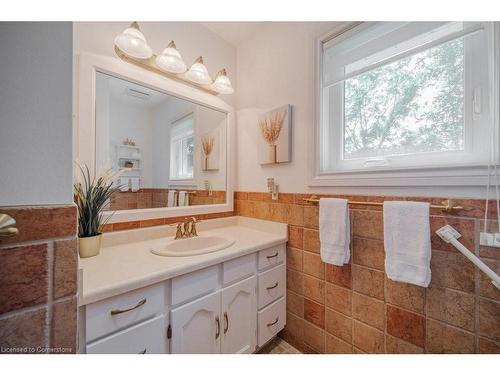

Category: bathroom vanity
[78, 216, 287, 354]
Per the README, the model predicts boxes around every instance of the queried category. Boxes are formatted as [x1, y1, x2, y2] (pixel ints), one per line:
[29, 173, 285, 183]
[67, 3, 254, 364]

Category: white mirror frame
[76, 52, 234, 224]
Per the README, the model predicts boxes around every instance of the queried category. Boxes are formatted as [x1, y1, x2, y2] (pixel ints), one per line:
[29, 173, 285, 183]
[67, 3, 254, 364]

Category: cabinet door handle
[267, 316, 279, 327]
[215, 316, 220, 339]
[223, 312, 229, 334]
[266, 282, 279, 290]
[266, 252, 279, 259]
[139, 349, 147, 354]
[110, 298, 147, 316]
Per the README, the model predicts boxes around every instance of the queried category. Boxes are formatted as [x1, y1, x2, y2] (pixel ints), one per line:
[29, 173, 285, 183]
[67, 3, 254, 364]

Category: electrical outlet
[480, 232, 494, 246]
[480, 232, 500, 248]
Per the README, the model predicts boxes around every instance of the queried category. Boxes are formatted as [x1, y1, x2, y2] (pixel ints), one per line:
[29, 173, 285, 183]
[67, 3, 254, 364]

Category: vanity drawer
[86, 315, 166, 354]
[257, 297, 286, 347]
[223, 253, 257, 286]
[86, 282, 165, 342]
[258, 244, 285, 271]
[171, 265, 219, 306]
[257, 264, 286, 309]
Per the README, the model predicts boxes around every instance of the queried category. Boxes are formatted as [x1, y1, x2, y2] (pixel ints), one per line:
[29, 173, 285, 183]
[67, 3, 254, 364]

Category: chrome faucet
[173, 217, 199, 240]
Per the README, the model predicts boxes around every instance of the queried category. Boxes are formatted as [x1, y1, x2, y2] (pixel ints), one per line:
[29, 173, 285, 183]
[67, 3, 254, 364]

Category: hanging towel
[130, 177, 140, 192]
[119, 177, 129, 192]
[178, 191, 188, 206]
[383, 201, 431, 287]
[167, 190, 176, 207]
[319, 198, 350, 266]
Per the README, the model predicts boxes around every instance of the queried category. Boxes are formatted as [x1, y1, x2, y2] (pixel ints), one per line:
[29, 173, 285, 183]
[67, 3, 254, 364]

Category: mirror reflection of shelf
[120, 167, 141, 172]
[116, 144, 142, 178]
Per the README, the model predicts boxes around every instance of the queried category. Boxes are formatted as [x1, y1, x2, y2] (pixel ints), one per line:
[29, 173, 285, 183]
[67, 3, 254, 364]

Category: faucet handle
[174, 222, 185, 239]
[190, 217, 199, 237]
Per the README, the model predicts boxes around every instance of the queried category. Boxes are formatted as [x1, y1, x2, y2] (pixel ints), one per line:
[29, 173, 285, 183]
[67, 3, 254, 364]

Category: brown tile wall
[0, 205, 78, 354]
[109, 189, 226, 210]
[235, 191, 500, 354]
[100, 210, 235, 233]
[189, 190, 227, 206]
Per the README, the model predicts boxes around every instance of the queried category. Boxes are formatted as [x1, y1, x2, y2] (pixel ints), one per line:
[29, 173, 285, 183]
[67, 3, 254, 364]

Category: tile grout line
[45, 240, 55, 349]
[0, 234, 76, 250]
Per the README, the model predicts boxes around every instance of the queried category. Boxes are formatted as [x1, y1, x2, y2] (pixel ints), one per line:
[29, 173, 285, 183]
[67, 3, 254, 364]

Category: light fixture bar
[114, 46, 219, 95]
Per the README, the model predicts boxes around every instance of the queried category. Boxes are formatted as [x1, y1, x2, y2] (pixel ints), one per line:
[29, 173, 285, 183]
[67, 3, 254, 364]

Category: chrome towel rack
[302, 195, 463, 214]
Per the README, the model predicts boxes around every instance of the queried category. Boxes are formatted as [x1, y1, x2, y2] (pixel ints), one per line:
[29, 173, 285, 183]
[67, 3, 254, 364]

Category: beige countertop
[79, 216, 287, 306]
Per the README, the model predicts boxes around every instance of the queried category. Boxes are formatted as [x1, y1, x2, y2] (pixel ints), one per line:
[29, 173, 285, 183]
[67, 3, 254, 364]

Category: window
[319, 22, 497, 176]
[170, 113, 194, 180]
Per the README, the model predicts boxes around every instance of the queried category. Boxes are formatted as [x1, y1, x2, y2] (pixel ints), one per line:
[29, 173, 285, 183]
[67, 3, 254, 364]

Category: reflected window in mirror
[170, 113, 194, 181]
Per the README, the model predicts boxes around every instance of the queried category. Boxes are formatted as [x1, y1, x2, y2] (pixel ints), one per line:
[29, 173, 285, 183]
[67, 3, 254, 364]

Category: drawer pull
[215, 316, 220, 339]
[139, 349, 147, 354]
[266, 252, 279, 259]
[110, 298, 147, 316]
[267, 316, 279, 327]
[223, 312, 229, 334]
[266, 282, 279, 291]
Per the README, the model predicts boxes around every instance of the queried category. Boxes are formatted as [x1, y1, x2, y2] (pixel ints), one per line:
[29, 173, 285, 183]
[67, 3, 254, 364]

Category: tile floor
[257, 337, 302, 354]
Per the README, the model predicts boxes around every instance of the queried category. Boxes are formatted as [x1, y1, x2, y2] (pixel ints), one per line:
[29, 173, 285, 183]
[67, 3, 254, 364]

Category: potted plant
[74, 163, 121, 258]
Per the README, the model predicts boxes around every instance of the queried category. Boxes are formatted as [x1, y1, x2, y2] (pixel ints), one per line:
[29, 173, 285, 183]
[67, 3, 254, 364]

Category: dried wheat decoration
[202, 135, 215, 170]
[259, 110, 286, 163]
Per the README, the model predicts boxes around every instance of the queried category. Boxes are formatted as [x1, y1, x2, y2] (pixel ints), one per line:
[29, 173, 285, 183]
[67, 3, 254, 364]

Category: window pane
[343, 38, 464, 160]
[181, 136, 194, 178]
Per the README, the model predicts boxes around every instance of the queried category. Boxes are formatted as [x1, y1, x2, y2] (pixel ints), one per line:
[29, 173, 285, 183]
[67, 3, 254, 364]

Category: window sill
[309, 165, 494, 187]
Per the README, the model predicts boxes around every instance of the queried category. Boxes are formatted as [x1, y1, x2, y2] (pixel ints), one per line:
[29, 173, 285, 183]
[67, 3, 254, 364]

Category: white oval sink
[151, 236, 235, 257]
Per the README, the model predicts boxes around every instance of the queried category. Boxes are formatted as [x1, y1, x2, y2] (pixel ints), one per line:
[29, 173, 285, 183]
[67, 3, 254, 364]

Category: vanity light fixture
[155, 41, 187, 74]
[212, 69, 234, 95]
[185, 56, 213, 85]
[114, 22, 153, 59]
[113, 22, 234, 96]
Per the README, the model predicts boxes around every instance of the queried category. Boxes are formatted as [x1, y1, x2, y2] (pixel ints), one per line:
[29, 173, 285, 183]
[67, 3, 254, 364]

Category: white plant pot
[79, 234, 102, 258]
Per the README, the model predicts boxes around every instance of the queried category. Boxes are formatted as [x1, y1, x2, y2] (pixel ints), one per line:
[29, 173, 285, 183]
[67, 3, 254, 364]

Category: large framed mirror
[77, 53, 234, 223]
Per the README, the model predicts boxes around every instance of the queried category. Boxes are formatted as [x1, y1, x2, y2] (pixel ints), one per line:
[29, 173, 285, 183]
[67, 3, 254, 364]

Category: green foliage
[343, 38, 464, 159]
[74, 164, 119, 238]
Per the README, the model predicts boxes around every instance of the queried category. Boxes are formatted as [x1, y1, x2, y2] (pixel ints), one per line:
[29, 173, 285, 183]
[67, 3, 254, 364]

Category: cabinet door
[170, 291, 221, 354]
[221, 276, 257, 354]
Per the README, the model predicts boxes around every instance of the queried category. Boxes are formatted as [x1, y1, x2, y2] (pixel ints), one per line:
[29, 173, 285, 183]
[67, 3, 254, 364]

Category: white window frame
[169, 112, 195, 182]
[310, 22, 500, 187]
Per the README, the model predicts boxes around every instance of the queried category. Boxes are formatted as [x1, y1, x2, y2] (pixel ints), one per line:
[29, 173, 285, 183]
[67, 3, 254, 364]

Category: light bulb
[155, 40, 187, 74]
[212, 69, 234, 94]
[185, 56, 212, 85]
[114, 22, 152, 59]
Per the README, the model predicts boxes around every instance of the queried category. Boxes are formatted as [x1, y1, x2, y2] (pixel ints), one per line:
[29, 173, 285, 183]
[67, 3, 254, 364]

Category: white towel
[167, 190, 176, 207]
[383, 201, 431, 287]
[319, 198, 350, 266]
[119, 177, 129, 192]
[178, 191, 188, 206]
[130, 177, 140, 192]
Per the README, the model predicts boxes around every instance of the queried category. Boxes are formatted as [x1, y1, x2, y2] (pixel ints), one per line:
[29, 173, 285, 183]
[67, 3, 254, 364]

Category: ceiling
[200, 22, 268, 47]
[102, 72, 171, 109]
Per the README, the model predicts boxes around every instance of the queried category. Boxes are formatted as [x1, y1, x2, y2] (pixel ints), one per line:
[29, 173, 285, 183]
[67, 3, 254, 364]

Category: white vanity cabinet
[83, 243, 286, 354]
[170, 290, 221, 354]
[221, 276, 257, 354]
[170, 276, 257, 354]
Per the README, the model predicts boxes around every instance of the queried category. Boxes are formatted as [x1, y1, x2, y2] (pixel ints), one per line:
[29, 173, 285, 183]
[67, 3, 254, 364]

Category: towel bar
[302, 195, 463, 214]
